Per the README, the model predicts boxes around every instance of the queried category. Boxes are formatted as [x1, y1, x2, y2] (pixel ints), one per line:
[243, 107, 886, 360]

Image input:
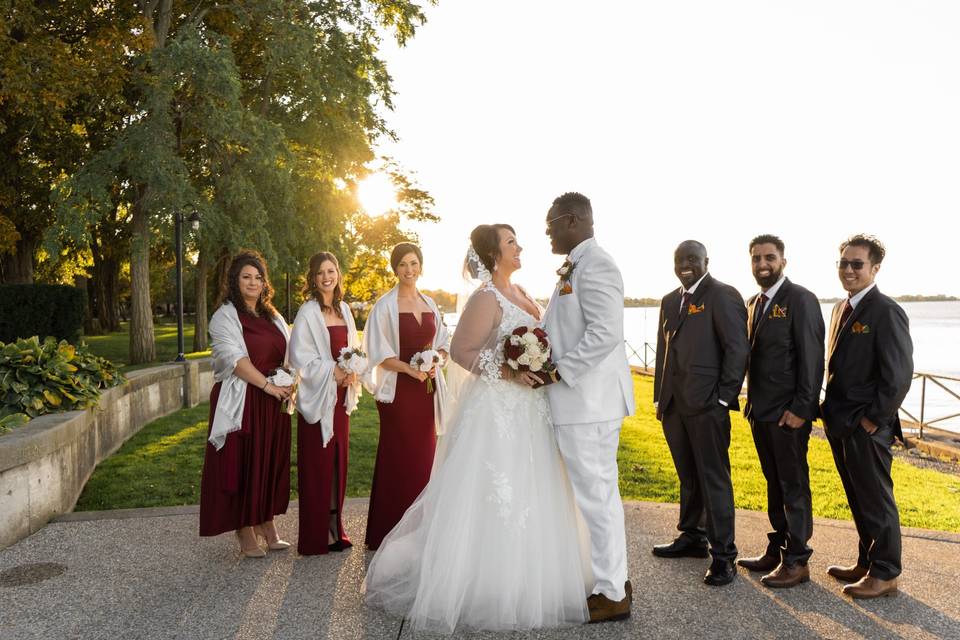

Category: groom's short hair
[552, 192, 593, 223]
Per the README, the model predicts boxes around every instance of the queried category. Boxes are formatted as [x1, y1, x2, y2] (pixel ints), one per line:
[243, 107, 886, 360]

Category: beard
[753, 266, 783, 289]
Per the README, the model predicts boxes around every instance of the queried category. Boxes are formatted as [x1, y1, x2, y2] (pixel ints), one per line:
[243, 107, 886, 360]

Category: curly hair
[749, 234, 785, 256]
[840, 234, 886, 264]
[219, 250, 278, 318]
[301, 251, 343, 318]
[469, 224, 515, 274]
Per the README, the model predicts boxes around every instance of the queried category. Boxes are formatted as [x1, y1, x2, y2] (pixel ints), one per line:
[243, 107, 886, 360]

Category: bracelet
[262, 380, 269, 390]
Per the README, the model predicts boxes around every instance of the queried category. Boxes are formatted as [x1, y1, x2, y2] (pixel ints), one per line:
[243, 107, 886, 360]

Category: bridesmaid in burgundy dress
[200, 251, 294, 558]
[289, 252, 363, 555]
[362, 243, 450, 549]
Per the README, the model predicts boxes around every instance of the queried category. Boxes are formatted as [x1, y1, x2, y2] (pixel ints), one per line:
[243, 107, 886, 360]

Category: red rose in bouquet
[503, 326, 553, 373]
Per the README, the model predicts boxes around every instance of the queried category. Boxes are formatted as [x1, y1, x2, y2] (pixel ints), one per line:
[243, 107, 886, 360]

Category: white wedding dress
[363, 282, 591, 633]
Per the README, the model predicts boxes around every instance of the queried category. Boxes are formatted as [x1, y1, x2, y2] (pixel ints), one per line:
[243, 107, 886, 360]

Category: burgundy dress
[297, 325, 351, 555]
[365, 312, 438, 549]
[199, 312, 291, 536]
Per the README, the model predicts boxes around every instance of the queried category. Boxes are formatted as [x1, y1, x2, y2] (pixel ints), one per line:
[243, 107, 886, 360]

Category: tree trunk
[77, 275, 97, 335]
[98, 254, 121, 333]
[192, 247, 209, 352]
[0, 233, 37, 284]
[129, 193, 155, 363]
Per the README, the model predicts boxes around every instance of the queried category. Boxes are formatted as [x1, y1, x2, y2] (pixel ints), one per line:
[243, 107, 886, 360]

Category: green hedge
[0, 284, 86, 343]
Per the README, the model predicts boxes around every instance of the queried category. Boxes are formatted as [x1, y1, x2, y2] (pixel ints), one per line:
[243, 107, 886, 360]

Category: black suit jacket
[654, 273, 749, 420]
[820, 286, 913, 442]
[744, 278, 825, 423]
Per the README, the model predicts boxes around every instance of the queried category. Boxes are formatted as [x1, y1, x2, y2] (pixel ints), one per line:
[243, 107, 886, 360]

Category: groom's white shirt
[543, 237, 635, 425]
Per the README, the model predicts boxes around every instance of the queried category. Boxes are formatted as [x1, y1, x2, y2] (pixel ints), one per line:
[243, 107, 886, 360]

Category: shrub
[0, 284, 86, 343]
[0, 336, 125, 430]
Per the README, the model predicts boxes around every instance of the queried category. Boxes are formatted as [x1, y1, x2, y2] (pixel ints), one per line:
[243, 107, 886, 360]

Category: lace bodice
[475, 283, 543, 383]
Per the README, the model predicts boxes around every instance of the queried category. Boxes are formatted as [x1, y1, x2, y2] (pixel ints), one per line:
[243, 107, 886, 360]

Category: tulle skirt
[363, 378, 591, 633]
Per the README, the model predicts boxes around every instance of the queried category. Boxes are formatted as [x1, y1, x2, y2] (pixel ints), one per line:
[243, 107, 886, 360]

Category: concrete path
[1, 500, 958, 639]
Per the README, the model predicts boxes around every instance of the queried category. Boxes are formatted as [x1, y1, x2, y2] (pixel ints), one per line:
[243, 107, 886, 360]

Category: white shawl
[361, 286, 452, 434]
[289, 299, 362, 447]
[208, 302, 291, 450]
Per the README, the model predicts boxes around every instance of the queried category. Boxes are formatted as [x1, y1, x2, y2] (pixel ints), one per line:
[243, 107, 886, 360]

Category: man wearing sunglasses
[820, 234, 913, 599]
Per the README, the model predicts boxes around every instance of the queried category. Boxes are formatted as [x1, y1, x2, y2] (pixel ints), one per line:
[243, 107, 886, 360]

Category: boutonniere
[687, 303, 705, 315]
[556, 259, 576, 295]
[770, 304, 788, 319]
[851, 321, 870, 334]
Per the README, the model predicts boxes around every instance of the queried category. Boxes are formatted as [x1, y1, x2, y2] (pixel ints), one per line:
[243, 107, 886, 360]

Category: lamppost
[175, 210, 201, 362]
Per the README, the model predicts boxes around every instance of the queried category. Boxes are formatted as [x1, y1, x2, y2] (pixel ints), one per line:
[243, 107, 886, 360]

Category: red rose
[505, 343, 523, 360]
[532, 328, 547, 340]
[512, 326, 527, 337]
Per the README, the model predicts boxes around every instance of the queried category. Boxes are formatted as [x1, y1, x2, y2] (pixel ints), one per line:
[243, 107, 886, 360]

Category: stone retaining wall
[0, 359, 214, 550]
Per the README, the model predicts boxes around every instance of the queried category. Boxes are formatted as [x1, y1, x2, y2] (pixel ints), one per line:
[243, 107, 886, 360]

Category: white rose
[510, 335, 522, 346]
[529, 360, 543, 372]
[522, 332, 538, 345]
[517, 353, 531, 366]
[507, 358, 519, 369]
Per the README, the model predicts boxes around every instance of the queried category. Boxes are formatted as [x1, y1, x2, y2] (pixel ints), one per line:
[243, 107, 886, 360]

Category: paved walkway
[1, 500, 958, 639]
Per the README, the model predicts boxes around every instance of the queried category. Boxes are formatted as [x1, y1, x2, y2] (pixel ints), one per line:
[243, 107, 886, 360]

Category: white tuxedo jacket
[543, 238, 635, 425]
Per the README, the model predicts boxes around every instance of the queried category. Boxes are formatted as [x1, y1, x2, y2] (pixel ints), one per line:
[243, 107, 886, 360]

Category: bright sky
[370, 0, 960, 300]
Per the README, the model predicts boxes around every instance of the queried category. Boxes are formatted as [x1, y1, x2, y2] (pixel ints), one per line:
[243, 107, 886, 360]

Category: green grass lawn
[82, 320, 211, 372]
[76, 375, 960, 533]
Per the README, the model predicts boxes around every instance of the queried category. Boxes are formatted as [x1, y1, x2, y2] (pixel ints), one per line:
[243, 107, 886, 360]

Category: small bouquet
[503, 326, 552, 373]
[266, 366, 297, 414]
[337, 347, 368, 376]
[410, 346, 442, 393]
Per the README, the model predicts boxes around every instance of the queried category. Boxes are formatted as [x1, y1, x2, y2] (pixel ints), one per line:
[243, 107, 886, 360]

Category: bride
[363, 224, 591, 633]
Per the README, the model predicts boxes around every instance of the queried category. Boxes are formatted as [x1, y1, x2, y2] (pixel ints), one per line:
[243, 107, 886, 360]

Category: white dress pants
[554, 419, 628, 601]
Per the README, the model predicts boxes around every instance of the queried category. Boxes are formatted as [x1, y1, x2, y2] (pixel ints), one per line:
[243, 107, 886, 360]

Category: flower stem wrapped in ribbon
[410, 346, 442, 393]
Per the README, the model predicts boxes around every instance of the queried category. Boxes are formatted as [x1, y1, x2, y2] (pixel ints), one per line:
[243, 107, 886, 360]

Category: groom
[540, 192, 636, 623]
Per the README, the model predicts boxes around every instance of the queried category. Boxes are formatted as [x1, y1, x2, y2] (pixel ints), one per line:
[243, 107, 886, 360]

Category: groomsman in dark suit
[821, 234, 912, 599]
[737, 235, 824, 588]
[653, 240, 749, 586]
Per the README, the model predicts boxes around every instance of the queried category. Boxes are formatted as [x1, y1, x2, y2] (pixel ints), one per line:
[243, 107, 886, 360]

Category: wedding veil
[432, 247, 506, 470]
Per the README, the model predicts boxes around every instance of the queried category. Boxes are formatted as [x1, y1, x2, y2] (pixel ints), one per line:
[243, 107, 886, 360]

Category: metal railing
[899, 372, 960, 439]
[624, 340, 656, 370]
[626, 341, 958, 440]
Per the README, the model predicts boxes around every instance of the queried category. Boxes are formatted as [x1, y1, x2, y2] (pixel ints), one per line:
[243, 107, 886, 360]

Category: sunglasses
[836, 259, 868, 270]
[545, 213, 574, 231]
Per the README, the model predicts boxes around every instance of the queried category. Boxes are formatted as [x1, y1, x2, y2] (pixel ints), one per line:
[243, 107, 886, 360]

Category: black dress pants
[749, 418, 813, 566]
[662, 404, 737, 562]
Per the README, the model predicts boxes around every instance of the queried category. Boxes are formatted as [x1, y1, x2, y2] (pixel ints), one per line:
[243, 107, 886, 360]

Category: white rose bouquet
[337, 347, 368, 376]
[410, 346, 442, 393]
[266, 366, 297, 414]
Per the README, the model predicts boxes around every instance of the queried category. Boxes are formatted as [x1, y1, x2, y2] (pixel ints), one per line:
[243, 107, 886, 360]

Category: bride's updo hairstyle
[469, 223, 516, 274]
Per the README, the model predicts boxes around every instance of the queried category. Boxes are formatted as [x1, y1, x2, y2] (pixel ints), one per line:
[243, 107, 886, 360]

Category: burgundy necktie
[838, 299, 853, 330]
[679, 292, 692, 320]
[752, 294, 767, 336]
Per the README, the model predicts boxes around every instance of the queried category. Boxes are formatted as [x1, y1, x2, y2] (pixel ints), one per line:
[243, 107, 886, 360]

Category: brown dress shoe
[842, 575, 898, 599]
[827, 563, 869, 583]
[760, 562, 810, 589]
[625, 580, 633, 604]
[737, 553, 780, 573]
[587, 592, 631, 623]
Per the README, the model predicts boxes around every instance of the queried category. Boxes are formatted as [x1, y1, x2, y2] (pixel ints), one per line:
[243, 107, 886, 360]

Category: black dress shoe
[328, 539, 353, 552]
[704, 559, 737, 586]
[652, 538, 709, 559]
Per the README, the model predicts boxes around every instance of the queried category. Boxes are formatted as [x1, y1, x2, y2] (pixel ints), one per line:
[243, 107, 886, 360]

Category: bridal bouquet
[503, 326, 552, 373]
[337, 347, 369, 376]
[266, 366, 297, 414]
[410, 347, 442, 393]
